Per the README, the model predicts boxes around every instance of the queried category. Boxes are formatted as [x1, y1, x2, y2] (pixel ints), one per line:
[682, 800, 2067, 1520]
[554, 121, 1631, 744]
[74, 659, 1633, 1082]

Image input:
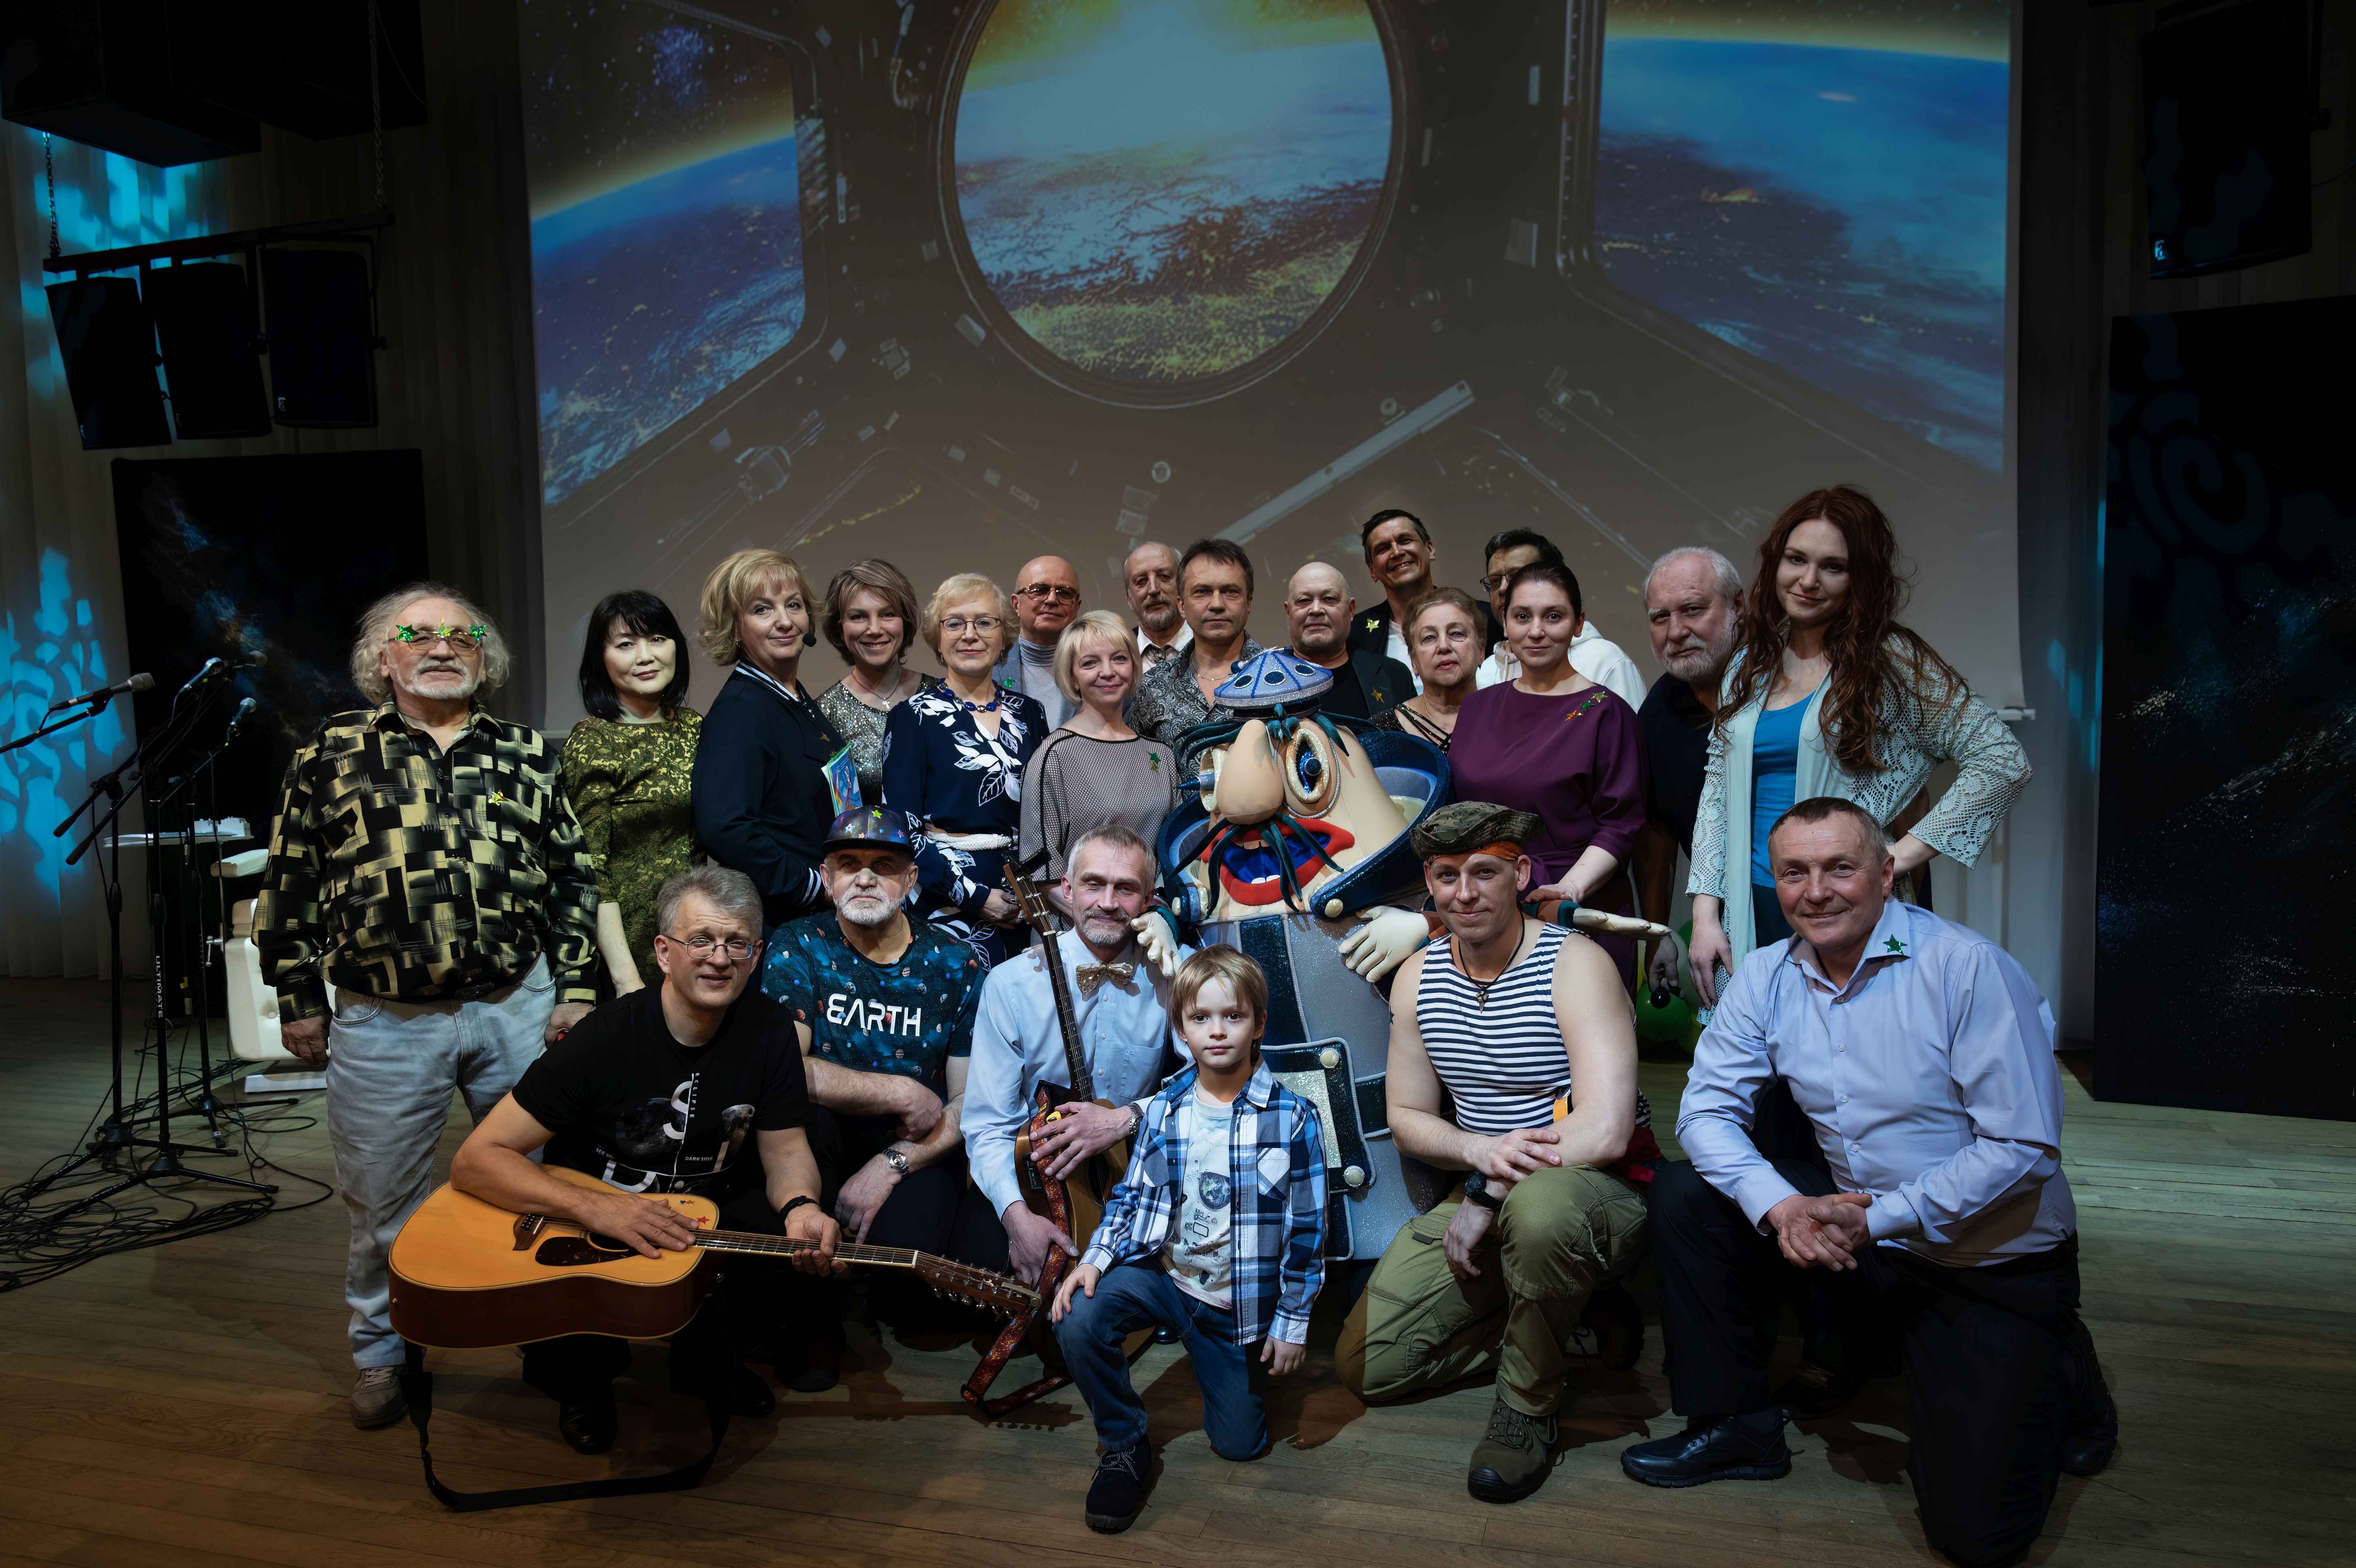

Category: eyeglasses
[393, 624, 486, 651]
[660, 932, 761, 962]
[942, 615, 1003, 635]
[1014, 584, 1081, 603]
[1480, 572, 1519, 594]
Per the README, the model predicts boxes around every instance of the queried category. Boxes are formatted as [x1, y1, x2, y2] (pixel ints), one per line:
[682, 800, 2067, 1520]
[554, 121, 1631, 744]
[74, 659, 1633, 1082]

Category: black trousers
[797, 1107, 1008, 1331]
[521, 1183, 789, 1404]
[1651, 1159, 2093, 1568]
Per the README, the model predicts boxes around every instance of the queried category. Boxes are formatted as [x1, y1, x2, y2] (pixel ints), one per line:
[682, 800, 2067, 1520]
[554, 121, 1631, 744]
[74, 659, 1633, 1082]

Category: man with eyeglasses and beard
[997, 554, 1085, 727]
[453, 864, 839, 1454]
[757, 807, 996, 1388]
[257, 583, 601, 1433]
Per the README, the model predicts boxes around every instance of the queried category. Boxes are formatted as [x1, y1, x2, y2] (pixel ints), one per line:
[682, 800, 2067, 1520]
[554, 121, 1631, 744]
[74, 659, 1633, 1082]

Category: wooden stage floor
[0, 977, 2349, 1568]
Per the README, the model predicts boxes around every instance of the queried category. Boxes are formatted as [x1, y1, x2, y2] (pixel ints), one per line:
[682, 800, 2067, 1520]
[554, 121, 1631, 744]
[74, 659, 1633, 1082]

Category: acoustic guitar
[960, 861, 1141, 1416]
[390, 1162, 1036, 1350]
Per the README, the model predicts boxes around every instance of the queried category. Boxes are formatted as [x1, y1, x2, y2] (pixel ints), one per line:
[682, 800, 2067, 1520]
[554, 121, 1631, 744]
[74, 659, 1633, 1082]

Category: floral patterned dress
[879, 682, 1046, 963]
[559, 709, 702, 986]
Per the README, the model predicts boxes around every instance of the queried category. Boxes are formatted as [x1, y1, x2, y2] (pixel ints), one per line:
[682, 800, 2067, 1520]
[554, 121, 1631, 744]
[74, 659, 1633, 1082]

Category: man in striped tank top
[1337, 804, 1657, 1503]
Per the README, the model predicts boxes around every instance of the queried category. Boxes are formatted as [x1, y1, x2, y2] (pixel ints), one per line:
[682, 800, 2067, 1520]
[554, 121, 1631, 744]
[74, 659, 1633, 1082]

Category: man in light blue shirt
[960, 825, 1191, 1284]
[1622, 798, 2116, 1568]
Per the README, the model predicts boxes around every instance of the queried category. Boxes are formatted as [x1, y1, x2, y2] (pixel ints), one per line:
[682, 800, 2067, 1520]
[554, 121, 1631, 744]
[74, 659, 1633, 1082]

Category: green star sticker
[1883, 935, 1908, 956]
[1365, 616, 1379, 632]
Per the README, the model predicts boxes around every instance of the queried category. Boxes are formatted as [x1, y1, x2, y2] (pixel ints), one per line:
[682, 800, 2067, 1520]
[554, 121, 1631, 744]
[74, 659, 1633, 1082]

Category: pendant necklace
[1457, 922, 1530, 1010]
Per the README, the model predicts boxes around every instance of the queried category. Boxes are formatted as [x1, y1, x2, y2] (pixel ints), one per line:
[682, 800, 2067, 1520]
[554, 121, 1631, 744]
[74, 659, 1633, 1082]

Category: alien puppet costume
[1151, 648, 1457, 1261]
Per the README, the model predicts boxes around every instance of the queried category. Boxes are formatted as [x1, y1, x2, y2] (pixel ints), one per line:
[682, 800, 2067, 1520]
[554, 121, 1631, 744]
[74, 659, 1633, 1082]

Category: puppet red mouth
[1212, 817, 1356, 906]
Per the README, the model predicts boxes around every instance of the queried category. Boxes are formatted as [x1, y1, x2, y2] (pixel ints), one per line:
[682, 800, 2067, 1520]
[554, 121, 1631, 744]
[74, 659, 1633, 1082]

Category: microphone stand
[149, 710, 294, 1137]
[30, 675, 277, 1207]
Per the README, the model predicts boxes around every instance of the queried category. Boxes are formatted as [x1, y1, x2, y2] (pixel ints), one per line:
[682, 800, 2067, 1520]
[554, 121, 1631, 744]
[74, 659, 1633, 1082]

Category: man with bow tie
[960, 824, 1195, 1282]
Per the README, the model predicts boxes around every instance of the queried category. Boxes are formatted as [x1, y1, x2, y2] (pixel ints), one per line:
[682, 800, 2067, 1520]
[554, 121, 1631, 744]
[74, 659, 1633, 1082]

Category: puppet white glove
[1337, 906, 1430, 983]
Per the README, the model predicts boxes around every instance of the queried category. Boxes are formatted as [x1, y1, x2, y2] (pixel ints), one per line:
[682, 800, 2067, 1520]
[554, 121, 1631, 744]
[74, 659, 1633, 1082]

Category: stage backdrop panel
[2096, 299, 2356, 1120]
[111, 453, 433, 835]
[517, 0, 2023, 726]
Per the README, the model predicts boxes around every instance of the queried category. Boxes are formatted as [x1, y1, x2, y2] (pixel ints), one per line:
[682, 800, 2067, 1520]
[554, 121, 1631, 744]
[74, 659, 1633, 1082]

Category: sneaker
[1620, 1412, 1792, 1488]
[350, 1366, 407, 1429]
[1467, 1394, 1558, 1503]
[1084, 1443, 1153, 1533]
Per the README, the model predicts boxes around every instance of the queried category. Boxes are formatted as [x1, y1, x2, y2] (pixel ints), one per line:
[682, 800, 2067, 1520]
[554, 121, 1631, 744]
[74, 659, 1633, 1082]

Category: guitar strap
[398, 1340, 732, 1511]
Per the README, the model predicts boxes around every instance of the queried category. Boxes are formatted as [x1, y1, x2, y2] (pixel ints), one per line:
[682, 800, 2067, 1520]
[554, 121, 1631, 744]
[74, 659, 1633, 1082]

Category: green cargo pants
[1337, 1164, 1647, 1417]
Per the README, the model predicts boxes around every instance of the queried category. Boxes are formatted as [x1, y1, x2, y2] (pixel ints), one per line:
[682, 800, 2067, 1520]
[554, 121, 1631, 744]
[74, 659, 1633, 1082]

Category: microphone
[46, 671, 154, 713]
[175, 658, 227, 696]
[224, 697, 259, 741]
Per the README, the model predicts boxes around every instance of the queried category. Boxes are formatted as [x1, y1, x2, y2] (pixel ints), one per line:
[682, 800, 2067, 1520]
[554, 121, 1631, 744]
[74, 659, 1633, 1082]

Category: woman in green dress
[560, 590, 701, 996]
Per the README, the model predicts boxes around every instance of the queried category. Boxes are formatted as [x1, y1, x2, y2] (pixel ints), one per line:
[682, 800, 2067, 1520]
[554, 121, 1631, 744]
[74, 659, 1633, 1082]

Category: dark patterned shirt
[255, 701, 600, 1022]
[758, 913, 985, 1094]
[1127, 636, 1264, 751]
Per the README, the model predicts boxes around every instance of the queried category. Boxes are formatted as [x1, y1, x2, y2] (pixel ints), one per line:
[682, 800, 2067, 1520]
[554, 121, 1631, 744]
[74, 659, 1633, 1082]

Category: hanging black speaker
[261, 246, 379, 427]
[2144, 0, 2314, 278]
[45, 275, 170, 450]
[147, 261, 271, 440]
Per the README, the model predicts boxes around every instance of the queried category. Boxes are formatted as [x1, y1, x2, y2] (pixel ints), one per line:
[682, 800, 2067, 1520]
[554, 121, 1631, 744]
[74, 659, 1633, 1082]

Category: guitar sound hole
[535, 1235, 635, 1267]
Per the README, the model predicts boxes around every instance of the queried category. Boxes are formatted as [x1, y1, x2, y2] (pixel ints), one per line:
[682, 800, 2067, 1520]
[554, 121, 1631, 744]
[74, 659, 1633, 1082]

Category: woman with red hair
[1684, 486, 2030, 1005]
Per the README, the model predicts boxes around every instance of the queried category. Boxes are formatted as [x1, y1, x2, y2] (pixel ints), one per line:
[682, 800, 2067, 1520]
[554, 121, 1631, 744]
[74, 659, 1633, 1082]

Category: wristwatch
[881, 1147, 911, 1175]
[1462, 1172, 1504, 1211]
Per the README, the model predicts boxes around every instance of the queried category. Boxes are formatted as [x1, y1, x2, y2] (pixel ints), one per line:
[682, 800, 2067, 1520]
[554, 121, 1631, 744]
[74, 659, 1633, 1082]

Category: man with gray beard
[1630, 547, 1745, 996]
[757, 806, 994, 1383]
[257, 583, 600, 1430]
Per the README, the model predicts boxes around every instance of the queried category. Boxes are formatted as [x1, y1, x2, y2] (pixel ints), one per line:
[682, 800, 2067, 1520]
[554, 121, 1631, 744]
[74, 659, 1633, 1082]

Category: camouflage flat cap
[1408, 801, 1544, 860]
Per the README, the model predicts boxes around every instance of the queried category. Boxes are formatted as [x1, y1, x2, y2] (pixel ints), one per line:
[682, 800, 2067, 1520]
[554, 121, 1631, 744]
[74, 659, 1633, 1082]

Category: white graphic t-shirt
[1165, 1087, 1237, 1309]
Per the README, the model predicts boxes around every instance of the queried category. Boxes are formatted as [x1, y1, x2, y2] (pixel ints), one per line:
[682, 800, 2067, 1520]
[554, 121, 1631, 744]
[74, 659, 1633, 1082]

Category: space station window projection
[520, 0, 815, 509]
[943, 0, 1401, 402]
[1584, 0, 2011, 473]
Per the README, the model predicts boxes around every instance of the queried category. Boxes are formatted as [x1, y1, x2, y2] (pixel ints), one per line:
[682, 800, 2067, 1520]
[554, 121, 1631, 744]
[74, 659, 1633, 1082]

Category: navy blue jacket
[691, 669, 844, 932]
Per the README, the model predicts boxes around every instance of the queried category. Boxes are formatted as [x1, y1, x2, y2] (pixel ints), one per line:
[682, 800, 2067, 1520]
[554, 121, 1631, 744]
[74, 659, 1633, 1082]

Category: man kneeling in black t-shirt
[452, 864, 841, 1455]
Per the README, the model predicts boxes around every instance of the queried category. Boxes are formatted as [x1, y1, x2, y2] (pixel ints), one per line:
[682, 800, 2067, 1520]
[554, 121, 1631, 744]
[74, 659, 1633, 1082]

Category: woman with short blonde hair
[919, 572, 1019, 665]
[1020, 610, 1177, 886]
[881, 573, 1046, 962]
[698, 549, 815, 667]
[689, 548, 846, 931]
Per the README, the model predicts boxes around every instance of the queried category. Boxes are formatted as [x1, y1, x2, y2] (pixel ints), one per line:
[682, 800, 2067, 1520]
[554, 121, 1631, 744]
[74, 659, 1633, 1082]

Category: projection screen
[518, 0, 2019, 726]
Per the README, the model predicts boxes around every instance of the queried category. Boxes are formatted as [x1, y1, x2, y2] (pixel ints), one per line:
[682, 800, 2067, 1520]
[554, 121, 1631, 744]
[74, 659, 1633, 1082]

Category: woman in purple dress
[1448, 561, 1649, 989]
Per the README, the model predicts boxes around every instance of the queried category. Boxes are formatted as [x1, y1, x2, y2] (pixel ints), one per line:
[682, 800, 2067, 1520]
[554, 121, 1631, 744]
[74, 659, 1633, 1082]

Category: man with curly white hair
[255, 582, 600, 1431]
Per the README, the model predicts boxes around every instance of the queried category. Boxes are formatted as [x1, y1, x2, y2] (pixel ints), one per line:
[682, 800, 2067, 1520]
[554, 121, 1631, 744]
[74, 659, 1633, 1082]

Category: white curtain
[0, 0, 543, 977]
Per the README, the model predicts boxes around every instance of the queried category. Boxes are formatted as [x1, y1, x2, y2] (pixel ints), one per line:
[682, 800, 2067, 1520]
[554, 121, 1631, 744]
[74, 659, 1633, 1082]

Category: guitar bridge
[511, 1212, 547, 1252]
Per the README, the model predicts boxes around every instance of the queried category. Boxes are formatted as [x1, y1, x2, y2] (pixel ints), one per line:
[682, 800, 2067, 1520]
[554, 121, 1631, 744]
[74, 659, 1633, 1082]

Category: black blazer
[691, 669, 845, 932]
[1342, 645, 1417, 722]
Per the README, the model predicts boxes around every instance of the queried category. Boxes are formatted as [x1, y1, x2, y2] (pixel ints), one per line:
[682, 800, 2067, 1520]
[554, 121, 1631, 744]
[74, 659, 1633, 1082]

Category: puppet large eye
[1280, 726, 1339, 815]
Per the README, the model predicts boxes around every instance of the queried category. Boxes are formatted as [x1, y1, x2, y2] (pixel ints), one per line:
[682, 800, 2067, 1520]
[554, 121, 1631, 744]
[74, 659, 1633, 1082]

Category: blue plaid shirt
[1079, 1061, 1327, 1345]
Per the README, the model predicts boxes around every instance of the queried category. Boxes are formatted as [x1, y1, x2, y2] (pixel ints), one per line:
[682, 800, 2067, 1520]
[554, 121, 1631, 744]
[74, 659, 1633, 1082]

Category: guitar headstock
[917, 1253, 1039, 1318]
[1002, 860, 1059, 941]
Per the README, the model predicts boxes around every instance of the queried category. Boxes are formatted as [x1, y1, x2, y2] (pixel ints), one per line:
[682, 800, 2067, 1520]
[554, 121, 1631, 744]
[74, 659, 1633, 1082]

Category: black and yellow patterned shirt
[255, 701, 600, 1022]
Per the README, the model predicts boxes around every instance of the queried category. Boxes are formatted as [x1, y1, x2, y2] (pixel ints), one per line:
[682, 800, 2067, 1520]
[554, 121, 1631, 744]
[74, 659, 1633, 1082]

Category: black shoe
[1620, 1414, 1792, 1488]
[676, 1361, 776, 1417]
[557, 1394, 618, 1455]
[785, 1330, 841, 1393]
[1084, 1443, 1153, 1533]
[1772, 1358, 1865, 1421]
[2060, 1326, 2118, 1476]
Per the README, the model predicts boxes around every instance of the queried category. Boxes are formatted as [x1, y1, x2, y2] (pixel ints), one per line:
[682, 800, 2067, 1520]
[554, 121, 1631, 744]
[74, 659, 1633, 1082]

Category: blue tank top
[1749, 698, 1808, 885]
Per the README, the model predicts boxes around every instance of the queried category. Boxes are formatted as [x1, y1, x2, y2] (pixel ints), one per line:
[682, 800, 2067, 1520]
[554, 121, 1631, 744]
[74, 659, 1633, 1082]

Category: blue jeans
[324, 958, 553, 1368]
[1054, 1262, 1268, 1459]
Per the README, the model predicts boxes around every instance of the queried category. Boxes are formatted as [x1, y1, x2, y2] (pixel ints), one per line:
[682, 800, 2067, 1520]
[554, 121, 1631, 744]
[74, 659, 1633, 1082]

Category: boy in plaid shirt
[1051, 946, 1327, 1533]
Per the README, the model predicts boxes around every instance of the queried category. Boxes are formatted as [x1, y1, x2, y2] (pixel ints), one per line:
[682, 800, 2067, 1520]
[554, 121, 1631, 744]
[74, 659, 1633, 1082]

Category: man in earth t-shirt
[759, 806, 996, 1383]
[452, 864, 840, 1456]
